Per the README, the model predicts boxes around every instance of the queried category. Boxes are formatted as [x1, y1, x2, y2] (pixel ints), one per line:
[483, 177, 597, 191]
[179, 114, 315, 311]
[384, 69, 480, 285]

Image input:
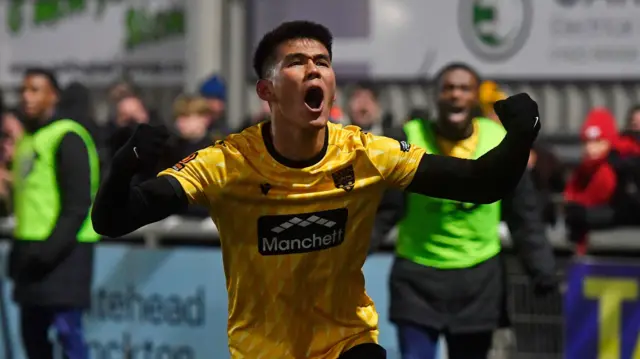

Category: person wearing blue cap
[199, 74, 230, 140]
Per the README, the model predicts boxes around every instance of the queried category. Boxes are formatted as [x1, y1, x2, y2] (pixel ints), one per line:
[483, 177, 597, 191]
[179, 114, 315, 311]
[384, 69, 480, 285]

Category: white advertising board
[249, 0, 640, 79]
[0, 0, 185, 86]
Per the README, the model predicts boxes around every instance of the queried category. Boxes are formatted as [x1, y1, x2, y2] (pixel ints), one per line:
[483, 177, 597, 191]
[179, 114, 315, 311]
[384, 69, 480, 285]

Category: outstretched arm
[91, 124, 188, 237]
[405, 128, 531, 203]
[403, 94, 539, 203]
[91, 171, 187, 238]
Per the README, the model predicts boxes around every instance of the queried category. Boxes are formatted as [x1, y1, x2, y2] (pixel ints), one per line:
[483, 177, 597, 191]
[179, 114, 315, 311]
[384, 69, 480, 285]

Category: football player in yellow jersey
[92, 21, 541, 359]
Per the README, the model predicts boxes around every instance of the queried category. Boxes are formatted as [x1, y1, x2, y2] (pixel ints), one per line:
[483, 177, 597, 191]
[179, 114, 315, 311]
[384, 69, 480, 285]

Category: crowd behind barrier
[1, 52, 640, 358]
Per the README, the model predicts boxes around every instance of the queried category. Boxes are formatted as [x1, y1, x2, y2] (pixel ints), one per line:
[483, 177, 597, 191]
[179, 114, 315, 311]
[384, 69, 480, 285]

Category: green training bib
[13, 119, 100, 242]
[397, 117, 505, 269]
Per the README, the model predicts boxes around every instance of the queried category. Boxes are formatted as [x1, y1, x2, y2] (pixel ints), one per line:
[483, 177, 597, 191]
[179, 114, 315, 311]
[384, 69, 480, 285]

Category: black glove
[111, 124, 170, 174]
[493, 93, 541, 140]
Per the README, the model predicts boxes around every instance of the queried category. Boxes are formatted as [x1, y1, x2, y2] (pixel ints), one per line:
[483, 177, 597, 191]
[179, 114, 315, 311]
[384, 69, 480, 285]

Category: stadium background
[0, 0, 639, 358]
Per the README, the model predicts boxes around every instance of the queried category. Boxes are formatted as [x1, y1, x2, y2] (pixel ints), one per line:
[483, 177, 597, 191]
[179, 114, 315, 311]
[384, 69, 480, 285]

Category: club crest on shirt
[332, 165, 355, 192]
[172, 152, 198, 171]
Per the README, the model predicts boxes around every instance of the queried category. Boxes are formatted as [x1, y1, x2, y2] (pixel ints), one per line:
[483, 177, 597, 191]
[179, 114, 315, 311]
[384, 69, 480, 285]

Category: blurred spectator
[329, 104, 345, 123]
[1, 109, 24, 166]
[565, 108, 619, 252]
[345, 83, 404, 251]
[346, 82, 393, 133]
[625, 104, 640, 132]
[529, 142, 566, 226]
[11, 68, 99, 359]
[105, 95, 159, 184]
[390, 63, 555, 359]
[0, 109, 23, 217]
[159, 95, 215, 218]
[199, 74, 230, 141]
[479, 80, 507, 123]
[237, 100, 270, 132]
[114, 94, 149, 128]
[58, 82, 99, 138]
[607, 105, 640, 226]
[167, 95, 214, 163]
[107, 79, 137, 107]
[107, 94, 150, 155]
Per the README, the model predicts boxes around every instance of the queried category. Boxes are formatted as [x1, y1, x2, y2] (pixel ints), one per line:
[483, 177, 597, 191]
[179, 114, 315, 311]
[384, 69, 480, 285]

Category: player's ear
[256, 79, 274, 102]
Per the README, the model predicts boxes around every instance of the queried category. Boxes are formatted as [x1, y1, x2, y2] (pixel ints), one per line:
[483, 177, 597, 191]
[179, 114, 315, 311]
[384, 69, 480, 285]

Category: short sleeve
[157, 145, 225, 206]
[363, 132, 425, 189]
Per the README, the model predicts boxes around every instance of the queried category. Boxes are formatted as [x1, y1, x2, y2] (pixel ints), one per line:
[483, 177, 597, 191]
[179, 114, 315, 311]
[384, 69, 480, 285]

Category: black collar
[261, 121, 328, 169]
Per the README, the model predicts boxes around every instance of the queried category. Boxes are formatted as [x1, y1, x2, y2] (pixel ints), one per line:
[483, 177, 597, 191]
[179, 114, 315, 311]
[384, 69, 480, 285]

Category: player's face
[258, 39, 336, 130]
[437, 69, 479, 128]
[21, 75, 57, 121]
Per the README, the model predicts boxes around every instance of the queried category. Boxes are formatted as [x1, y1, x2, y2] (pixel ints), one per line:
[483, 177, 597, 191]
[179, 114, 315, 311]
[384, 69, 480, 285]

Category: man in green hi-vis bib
[388, 63, 557, 359]
[9, 68, 99, 359]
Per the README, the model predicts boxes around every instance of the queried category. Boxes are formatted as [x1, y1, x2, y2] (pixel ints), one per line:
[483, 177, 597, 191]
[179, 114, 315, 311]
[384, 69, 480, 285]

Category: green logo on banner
[458, 0, 533, 62]
[6, 0, 184, 51]
[125, 7, 184, 50]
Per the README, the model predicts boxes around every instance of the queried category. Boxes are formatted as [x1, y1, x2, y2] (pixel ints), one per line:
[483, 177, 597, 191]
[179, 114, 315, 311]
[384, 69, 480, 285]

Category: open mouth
[304, 86, 324, 111]
[447, 106, 468, 123]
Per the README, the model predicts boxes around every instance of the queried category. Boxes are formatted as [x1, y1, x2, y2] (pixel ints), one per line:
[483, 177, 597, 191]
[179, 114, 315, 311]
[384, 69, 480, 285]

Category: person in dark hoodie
[10, 68, 99, 359]
[564, 108, 619, 253]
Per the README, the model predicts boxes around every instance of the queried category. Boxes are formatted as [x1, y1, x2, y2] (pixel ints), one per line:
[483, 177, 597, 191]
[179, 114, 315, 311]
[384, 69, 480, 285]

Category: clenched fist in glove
[494, 93, 541, 140]
[111, 124, 170, 174]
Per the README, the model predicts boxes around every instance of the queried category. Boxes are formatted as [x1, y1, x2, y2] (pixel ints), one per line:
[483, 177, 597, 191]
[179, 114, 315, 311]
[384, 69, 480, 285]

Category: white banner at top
[2, 0, 640, 84]
[0, 0, 186, 86]
[249, 0, 640, 80]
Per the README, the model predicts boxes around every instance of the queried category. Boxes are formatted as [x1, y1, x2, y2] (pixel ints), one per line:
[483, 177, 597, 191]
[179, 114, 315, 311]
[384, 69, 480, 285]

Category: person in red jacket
[564, 108, 619, 253]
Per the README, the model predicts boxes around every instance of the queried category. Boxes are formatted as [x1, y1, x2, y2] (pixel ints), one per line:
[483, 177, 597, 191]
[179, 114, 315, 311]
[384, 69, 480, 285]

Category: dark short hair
[24, 67, 61, 93]
[252, 21, 333, 79]
[351, 81, 379, 100]
[434, 62, 482, 90]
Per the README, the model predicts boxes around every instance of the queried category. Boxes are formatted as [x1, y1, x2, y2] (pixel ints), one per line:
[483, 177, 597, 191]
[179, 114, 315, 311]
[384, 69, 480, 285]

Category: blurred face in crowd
[0, 112, 24, 163]
[348, 88, 380, 128]
[629, 109, 640, 132]
[109, 82, 134, 105]
[21, 74, 58, 121]
[437, 68, 479, 136]
[116, 96, 149, 127]
[176, 114, 210, 141]
[584, 139, 610, 160]
[256, 38, 336, 131]
[207, 98, 226, 123]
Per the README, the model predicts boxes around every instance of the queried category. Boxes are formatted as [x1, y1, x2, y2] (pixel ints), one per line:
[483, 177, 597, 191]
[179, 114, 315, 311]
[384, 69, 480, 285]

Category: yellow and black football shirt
[159, 121, 425, 358]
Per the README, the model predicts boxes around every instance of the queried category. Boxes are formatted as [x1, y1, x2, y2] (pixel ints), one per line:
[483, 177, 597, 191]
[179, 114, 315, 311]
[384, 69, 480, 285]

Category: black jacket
[9, 117, 95, 308]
